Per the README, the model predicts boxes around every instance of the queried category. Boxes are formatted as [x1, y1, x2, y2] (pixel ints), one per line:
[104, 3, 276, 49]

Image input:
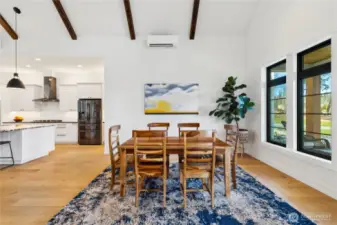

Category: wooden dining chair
[178, 123, 200, 163]
[108, 125, 135, 190]
[180, 130, 216, 208]
[178, 123, 200, 136]
[215, 125, 239, 190]
[147, 123, 170, 131]
[147, 123, 170, 175]
[133, 130, 167, 207]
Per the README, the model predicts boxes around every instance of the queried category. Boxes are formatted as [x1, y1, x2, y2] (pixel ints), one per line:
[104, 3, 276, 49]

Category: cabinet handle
[57, 134, 67, 137]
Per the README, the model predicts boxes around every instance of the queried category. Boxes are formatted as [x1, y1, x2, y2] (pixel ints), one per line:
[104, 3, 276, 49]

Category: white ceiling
[0, 0, 260, 39]
[0, 56, 103, 72]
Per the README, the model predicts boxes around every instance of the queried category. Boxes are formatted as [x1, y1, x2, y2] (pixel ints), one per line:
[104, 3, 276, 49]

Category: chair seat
[180, 163, 211, 178]
[138, 163, 163, 177]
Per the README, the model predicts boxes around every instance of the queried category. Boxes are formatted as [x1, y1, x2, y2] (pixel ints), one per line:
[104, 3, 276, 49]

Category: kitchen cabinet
[10, 85, 42, 111]
[77, 83, 102, 99]
[59, 85, 78, 111]
[55, 123, 78, 144]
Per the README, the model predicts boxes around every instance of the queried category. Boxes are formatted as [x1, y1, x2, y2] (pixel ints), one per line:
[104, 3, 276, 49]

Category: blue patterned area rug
[48, 164, 315, 225]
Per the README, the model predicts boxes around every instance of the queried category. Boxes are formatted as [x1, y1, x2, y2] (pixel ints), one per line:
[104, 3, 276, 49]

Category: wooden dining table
[119, 136, 234, 197]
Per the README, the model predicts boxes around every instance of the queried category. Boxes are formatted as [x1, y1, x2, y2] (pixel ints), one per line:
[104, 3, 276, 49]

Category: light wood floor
[0, 145, 336, 225]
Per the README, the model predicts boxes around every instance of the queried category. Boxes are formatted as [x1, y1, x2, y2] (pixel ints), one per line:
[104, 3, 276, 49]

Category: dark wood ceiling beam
[0, 14, 18, 40]
[189, 0, 200, 40]
[52, 0, 77, 40]
[123, 0, 136, 40]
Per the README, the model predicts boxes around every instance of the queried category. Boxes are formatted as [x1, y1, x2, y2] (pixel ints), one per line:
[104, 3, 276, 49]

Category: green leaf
[209, 110, 216, 116]
[247, 102, 255, 107]
[224, 94, 235, 99]
[222, 102, 230, 107]
[216, 98, 226, 103]
[235, 84, 247, 90]
[239, 93, 247, 97]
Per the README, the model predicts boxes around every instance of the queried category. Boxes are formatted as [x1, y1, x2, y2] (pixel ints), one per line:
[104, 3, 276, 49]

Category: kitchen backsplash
[4, 103, 78, 122]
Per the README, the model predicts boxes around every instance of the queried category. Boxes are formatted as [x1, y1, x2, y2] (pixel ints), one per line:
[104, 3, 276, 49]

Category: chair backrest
[183, 130, 216, 174]
[224, 124, 239, 155]
[132, 130, 167, 138]
[108, 125, 121, 167]
[133, 130, 167, 176]
[147, 123, 170, 131]
[178, 123, 200, 136]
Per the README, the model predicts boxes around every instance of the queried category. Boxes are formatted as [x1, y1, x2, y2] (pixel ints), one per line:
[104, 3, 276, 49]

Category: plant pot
[238, 129, 249, 143]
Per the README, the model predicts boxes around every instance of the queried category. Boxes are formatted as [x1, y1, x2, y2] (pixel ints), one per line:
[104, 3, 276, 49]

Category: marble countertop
[0, 124, 56, 133]
[3, 122, 78, 124]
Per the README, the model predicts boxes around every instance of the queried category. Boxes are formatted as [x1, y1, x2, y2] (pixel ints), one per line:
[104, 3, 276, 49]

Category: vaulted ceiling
[0, 0, 260, 40]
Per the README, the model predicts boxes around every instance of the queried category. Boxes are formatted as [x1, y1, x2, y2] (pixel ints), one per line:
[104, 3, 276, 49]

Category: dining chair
[147, 123, 170, 131]
[215, 124, 239, 190]
[178, 123, 200, 136]
[108, 125, 135, 190]
[180, 130, 216, 208]
[178, 123, 200, 163]
[133, 130, 167, 207]
[147, 123, 170, 176]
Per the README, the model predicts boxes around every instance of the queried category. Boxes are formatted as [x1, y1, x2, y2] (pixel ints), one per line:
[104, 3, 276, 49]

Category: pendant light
[7, 7, 25, 89]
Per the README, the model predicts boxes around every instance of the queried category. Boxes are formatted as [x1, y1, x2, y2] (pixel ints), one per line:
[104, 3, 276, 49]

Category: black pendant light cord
[14, 11, 17, 76]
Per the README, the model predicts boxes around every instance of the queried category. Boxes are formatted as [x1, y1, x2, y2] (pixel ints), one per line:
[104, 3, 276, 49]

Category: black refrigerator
[78, 99, 102, 145]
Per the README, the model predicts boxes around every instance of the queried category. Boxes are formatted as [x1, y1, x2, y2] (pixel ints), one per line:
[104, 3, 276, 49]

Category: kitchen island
[0, 124, 56, 165]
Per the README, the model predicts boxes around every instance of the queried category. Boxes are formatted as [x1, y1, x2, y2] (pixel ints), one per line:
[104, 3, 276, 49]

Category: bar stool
[0, 141, 15, 170]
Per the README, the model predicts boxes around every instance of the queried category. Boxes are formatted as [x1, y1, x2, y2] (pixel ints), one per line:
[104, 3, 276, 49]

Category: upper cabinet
[59, 85, 78, 111]
[10, 85, 42, 111]
[77, 83, 102, 99]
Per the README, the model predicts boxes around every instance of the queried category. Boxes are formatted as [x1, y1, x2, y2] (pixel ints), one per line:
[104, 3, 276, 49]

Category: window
[267, 60, 287, 146]
[297, 40, 331, 160]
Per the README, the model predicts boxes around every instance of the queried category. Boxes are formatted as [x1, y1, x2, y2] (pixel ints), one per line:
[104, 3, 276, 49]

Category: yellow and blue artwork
[144, 83, 199, 114]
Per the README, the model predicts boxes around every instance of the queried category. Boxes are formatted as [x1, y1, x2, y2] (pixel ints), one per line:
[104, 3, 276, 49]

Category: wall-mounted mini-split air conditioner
[147, 35, 179, 48]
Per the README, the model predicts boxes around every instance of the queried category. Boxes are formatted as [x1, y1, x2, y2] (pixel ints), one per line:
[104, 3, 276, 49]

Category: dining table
[118, 136, 234, 197]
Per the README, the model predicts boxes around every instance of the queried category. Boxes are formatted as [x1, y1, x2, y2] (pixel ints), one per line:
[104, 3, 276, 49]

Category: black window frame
[266, 59, 287, 147]
[297, 39, 332, 160]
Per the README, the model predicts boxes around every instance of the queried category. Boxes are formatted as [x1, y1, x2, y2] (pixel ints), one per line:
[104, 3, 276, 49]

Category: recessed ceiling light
[26, 65, 31, 68]
[77, 65, 83, 68]
[35, 58, 41, 61]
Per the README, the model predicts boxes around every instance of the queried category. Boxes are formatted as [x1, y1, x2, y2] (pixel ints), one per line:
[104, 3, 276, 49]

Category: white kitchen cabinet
[55, 123, 78, 144]
[10, 85, 42, 111]
[77, 83, 102, 99]
[59, 85, 78, 111]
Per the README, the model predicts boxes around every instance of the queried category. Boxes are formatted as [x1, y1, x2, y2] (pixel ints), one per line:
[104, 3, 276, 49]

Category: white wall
[104, 37, 246, 151]
[0, 35, 247, 151]
[245, 0, 337, 199]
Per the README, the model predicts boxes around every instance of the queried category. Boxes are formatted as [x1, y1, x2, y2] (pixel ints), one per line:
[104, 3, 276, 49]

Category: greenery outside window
[267, 60, 287, 146]
[297, 40, 331, 160]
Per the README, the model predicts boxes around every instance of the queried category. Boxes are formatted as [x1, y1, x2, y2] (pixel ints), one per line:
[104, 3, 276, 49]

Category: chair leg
[231, 162, 237, 189]
[179, 154, 183, 163]
[166, 154, 170, 178]
[8, 142, 14, 166]
[183, 178, 187, 208]
[135, 176, 139, 207]
[223, 156, 226, 196]
[110, 165, 116, 190]
[210, 176, 214, 208]
[241, 143, 244, 158]
[163, 178, 166, 207]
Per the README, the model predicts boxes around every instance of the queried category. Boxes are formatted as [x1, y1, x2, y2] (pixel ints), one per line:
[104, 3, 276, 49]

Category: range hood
[33, 77, 60, 102]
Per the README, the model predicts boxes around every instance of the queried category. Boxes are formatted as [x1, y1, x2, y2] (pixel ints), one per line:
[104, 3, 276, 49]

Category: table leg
[120, 148, 126, 197]
[224, 150, 231, 197]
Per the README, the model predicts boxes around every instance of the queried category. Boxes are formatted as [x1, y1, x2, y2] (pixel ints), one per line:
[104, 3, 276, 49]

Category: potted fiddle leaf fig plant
[209, 76, 255, 145]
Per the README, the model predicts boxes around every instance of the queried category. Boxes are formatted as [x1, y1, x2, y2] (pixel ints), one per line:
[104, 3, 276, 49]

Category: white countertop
[0, 124, 56, 133]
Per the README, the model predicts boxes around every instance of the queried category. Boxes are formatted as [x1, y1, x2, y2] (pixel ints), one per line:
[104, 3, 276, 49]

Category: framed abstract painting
[144, 83, 199, 114]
